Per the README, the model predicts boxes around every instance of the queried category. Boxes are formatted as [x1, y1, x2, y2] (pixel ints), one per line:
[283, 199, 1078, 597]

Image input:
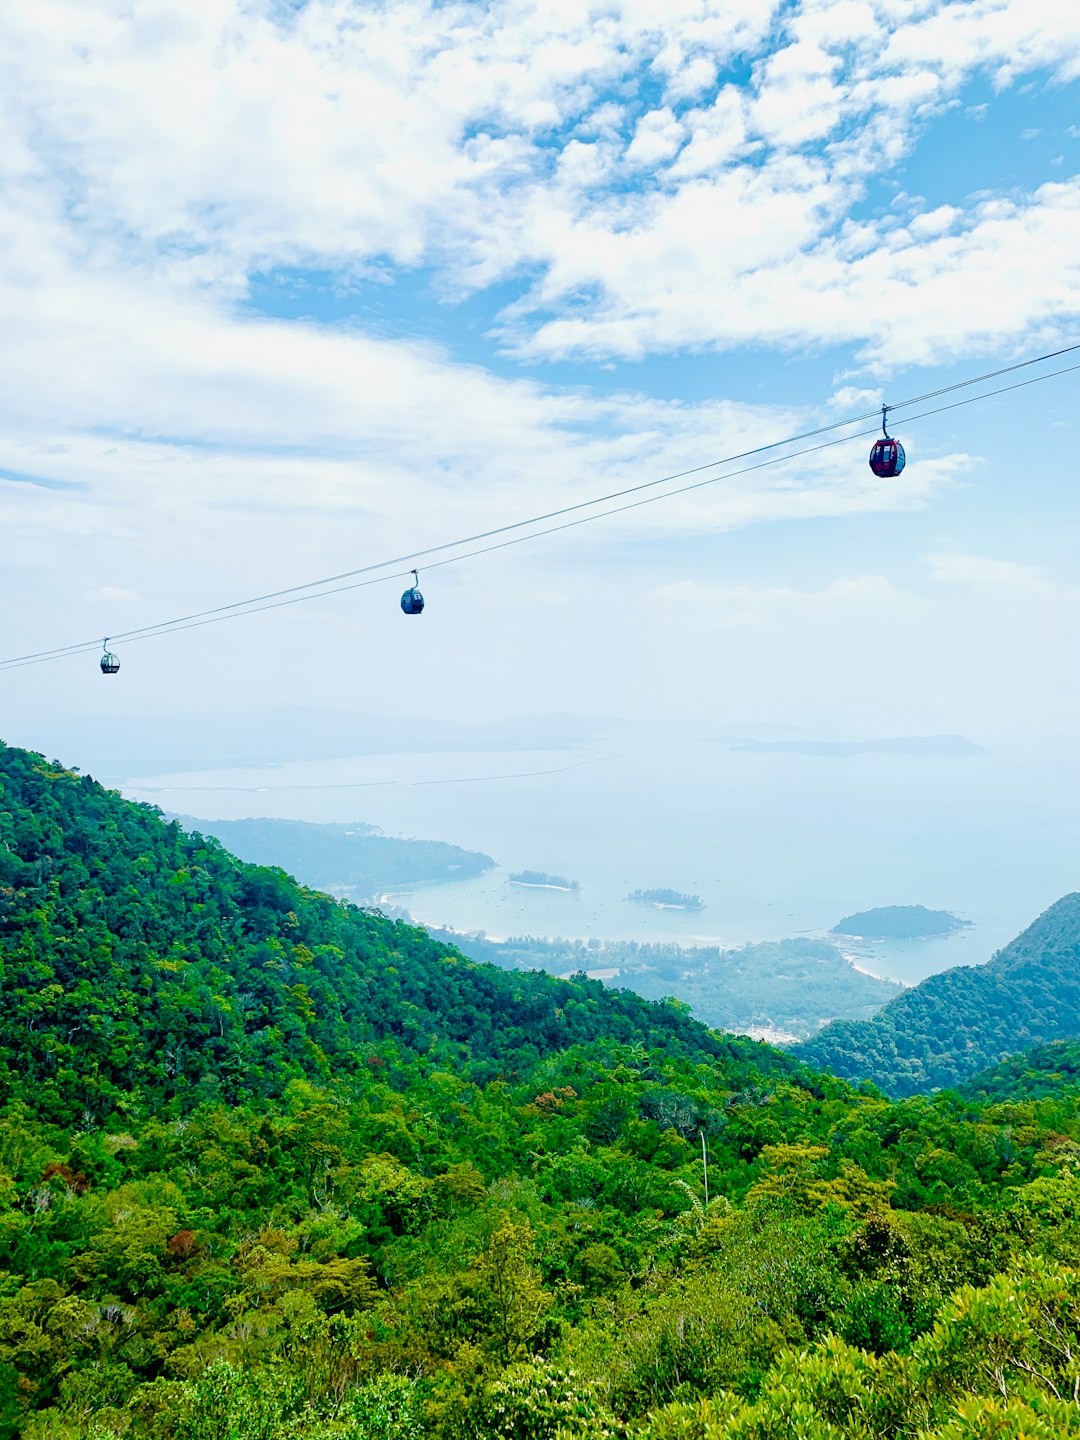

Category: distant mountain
[795, 894, 1080, 1096]
[171, 814, 494, 898]
[726, 734, 988, 758]
[832, 905, 971, 939]
[12, 708, 611, 777]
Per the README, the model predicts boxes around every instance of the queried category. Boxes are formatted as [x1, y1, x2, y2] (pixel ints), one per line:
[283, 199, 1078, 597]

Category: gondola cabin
[869, 406, 906, 478]
[100, 649, 120, 675]
[869, 436, 906, 477]
[400, 571, 425, 615]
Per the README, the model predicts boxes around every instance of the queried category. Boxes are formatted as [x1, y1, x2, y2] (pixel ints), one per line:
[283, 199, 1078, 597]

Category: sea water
[124, 721, 1080, 987]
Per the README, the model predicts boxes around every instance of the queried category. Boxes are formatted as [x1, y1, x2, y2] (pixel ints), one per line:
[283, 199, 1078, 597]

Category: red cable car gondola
[869, 405, 906, 478]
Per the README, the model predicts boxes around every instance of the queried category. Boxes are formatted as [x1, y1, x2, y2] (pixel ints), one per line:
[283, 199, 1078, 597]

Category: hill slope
[0, 742, 800, 1123]
[960, 1037, 1080, 1102]
[796, 893, 1080, 1095]
[6, 745, 1080, 1440]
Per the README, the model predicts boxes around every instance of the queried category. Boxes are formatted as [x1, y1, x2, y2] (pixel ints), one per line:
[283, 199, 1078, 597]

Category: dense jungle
[2, 743, 1080, 1440]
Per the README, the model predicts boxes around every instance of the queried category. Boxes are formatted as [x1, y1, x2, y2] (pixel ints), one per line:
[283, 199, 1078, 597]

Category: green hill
[0, 742, 802, 1124]
[960, 1038, 1080, 1102]
[796, 894, 1080, 1095]
[5, 740, 1080, 1440]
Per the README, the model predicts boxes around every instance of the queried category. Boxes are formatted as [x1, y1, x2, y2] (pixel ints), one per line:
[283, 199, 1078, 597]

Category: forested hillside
[3, 742, 1080, 1438]
[961, 1038, 1080, 1101]
[797, 893, 1080, 1095]
[0, 743, 798, 1124]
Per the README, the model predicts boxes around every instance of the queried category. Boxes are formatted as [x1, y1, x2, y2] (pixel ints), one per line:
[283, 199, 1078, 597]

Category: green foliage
[179, 1361, 307, 1440]
[339, 1374, 425, 1440]
[0, 741, 802, 1123]
[473, 1363, 618, 1440]
[3, 741, 1080, 1439]
[962, 1039, 1080, 1103]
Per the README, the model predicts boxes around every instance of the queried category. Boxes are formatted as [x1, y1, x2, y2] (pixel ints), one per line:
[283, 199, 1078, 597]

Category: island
[508, 870, 581, 892]
[627, 888, 704, 912]
[831, 904, 972, 939]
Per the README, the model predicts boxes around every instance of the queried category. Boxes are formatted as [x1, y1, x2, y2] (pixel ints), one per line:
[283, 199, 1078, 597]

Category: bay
[125, 721, 1080, 988]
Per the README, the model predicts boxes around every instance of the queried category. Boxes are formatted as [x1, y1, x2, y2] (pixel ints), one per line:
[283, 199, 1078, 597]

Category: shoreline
[838, 949, 907, 987]
[628, 899, 705, 912]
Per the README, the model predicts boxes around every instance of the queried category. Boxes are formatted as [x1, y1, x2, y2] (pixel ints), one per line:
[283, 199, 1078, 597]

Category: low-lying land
[424, 928, 903, 1039]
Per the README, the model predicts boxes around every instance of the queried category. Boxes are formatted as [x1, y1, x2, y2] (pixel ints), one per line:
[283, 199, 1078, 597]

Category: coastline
[838, 948, 907, 987]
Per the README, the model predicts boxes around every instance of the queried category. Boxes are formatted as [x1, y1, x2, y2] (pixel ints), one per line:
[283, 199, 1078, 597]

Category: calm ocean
[126, 721, 1080, 987]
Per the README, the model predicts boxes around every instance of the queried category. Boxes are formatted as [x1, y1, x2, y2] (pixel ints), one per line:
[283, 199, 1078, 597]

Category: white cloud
[625, 108, 685, 167]
[654, 573, 898, 627]
[1, 0, 1077, 370]
[829, 385, 883, 410]
[87, 585, 140, 603]
[636, 562, 1080, 729]
[0, 0, 1077, 730]
[924, 552, 1050, 589]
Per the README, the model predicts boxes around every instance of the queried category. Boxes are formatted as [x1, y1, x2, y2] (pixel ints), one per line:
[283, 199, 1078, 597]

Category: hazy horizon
[11, 710, 1062, 991]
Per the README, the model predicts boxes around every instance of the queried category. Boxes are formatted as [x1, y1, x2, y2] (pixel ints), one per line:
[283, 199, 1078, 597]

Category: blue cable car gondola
[400, 570, 425, 615]
[869, 405, 906, 478]
[100, 639, 120, 675]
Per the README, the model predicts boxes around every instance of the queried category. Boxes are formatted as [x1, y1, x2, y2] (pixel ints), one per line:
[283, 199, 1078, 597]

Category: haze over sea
[124, 720, 1080, 989]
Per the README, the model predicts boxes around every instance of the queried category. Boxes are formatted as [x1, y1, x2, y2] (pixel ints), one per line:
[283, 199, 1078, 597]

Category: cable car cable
[1, 348, 1078, 672]
[0, 402, 917, 663]
[6, 340, 1078, 670]
[3, 354, 1078, 671]
[3, 343, 1077, 669]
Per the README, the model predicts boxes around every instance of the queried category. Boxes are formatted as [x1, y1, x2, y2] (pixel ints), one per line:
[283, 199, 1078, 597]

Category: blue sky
[1, 0, 1079, 739]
